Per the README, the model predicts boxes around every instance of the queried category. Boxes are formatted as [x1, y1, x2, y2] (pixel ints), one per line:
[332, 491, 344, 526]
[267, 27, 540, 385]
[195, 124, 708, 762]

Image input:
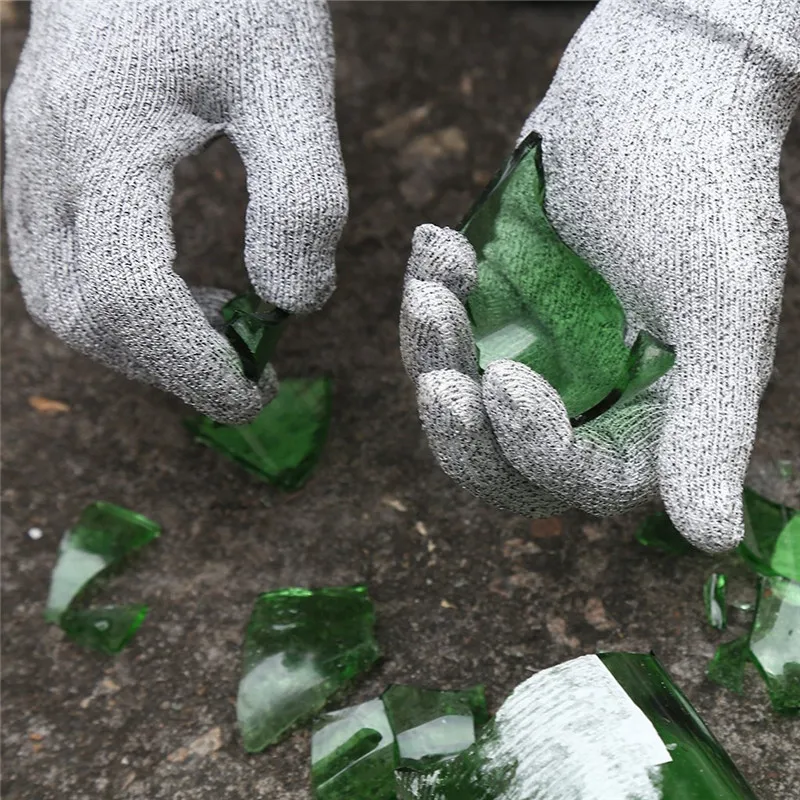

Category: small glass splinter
[221, 291, 288, 382]
[459, 131, 674, 426]
[236, 586, 380, 753]
[44, 502, 160, 654]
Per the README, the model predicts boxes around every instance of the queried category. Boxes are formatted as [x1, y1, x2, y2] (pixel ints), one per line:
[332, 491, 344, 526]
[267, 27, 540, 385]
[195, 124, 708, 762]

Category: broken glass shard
[185, 377, 332, 491]
[312, 686, 489, 799]
[708, 636, 749, 695]
[747, 575, 800, 713]
[312, 698, 397, 800]
[45, 502, 161, 621]
[740, 488, 799, 581]
[222, 290, 288, 381]
[60, 605, 149, 655]
[399, 653, 755, 800]
[237, 586, 380, 753]
[634, 512, 696, 555]
[44, 502, 160, 653]
[459, 131, 675, 426]
[704, 573, 728, 630]
[382, 684, 489, 771]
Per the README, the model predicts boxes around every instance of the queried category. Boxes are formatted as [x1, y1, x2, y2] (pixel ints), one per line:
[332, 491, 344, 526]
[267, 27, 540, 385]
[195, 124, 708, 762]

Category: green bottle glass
[399, 653, 756, 800]
[236, 586, 380, 753]
[44, 502, 160, 654]
[221, 291, 288, 382]
[459, 132, 675, 425]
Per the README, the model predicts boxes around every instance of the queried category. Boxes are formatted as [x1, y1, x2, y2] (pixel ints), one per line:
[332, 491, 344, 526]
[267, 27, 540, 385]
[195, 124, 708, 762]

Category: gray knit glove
[4, 0, 347, 424]
[401, 0, 800, 552]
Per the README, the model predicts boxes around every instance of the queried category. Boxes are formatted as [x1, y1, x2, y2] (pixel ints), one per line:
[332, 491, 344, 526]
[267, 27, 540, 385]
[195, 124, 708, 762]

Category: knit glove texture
[400, 0, 800, 552]
[4, 0, 347, 423]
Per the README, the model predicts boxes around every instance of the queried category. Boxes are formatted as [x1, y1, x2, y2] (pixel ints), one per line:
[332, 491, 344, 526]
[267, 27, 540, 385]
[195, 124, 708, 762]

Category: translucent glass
[44, 502, 160, 654]
[236, 586, 380, 753]
[460, 132, 674, 425]
[221, 291, 288, 381]
[185, 377, 332, 491]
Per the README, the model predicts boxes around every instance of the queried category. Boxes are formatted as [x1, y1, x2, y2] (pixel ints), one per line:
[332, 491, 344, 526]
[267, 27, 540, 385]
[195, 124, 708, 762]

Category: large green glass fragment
[311, 685, 488, 799]
[600, 653, 757, 799]
[312, 699, 397, 800]
[222, 290, 288, 381]
[399, 654, 755, 800]
[185, 377, 332, 491]
[44, 502, 160, 653]
[237, 586, 380, 753]
[383, 684, 489, 771]
[459, 132, 675, 425]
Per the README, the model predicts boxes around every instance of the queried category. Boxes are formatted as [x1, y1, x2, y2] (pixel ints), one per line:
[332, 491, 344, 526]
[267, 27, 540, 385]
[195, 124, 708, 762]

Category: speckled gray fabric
[4, 0, 347, 424]
[401, 0, 800, 553]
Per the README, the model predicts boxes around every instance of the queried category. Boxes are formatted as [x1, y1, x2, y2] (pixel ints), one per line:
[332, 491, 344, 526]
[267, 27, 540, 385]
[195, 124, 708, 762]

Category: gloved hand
[4, 0, 347, 424]
[401, 0, 800, 552]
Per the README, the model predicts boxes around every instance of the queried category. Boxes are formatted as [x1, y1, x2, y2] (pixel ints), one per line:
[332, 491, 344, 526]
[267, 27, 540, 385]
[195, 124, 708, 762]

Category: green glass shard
[708, 636, 749, 695]
[312, 699, 397, 800]
[237, 586, 380, 753]
[600, 653, 758, 799]
[185, 377, 332, 491]
[459, 131, 674, 426]
[311, 686, 489, 799]
[634, 512, 695, 555]
[60, 605, 149, 655]
[704, 573, 728, 630]
[222, 290, 288, 381]
[399, 653, 754, 800]
[45, 502, 161, 621]
[740, 488, 799, 581]
[777, 460, 794, 480]
[382, 684, 489, 771]
[44, 502, 160, 654]
[748, 575, 800, 713]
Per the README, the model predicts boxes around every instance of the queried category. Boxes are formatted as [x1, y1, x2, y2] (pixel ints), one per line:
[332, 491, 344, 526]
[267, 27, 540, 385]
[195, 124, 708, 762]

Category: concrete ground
[2, 3, 798, 799]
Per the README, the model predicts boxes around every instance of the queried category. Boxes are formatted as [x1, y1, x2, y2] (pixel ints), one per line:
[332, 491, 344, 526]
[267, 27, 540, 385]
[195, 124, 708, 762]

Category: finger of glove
[227, 1, 348, 315]
[189, 287, 236, 331]
[417, 370, 568, 518]
[659, 342, 769, 554]
[405, 224, 478, 300]
[484, 360, 661, 515]
[400, 278, 479, 384]
[73, 124, 263, 425]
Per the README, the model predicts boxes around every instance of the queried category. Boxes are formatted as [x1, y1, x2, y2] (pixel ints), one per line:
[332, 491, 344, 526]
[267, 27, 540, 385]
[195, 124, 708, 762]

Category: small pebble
[27, 527, 43, 540]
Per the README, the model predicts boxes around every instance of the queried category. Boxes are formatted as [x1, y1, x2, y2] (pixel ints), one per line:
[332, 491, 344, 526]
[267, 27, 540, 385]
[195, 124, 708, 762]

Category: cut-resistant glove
[4, 0, 347, 424]
[400, 0, 800, 552]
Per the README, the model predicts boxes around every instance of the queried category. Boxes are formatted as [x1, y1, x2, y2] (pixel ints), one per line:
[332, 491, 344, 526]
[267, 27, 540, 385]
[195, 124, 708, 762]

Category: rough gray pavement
[2, 3, 799, 799]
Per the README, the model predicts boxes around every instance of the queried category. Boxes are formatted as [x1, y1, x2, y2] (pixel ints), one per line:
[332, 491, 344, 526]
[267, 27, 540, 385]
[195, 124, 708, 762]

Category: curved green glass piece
[382, 685, 489, 771]
[185, 377, 332, 491]
[398, 653, 754, 800]
[312, 699, 398, 800]
[459, 132, 675, 425]
[236, 586, 380, 753]
[600, 653, 757, 800]
[222, 291, 288, 382]
[44, 502, 160, 653]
